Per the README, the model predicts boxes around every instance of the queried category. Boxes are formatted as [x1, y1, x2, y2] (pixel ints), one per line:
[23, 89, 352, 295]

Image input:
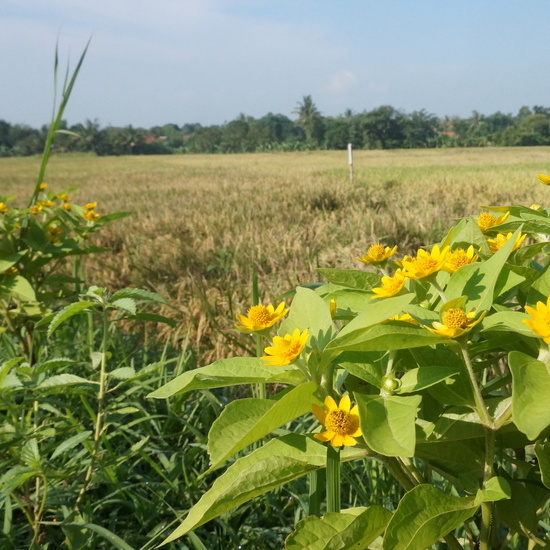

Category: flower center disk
[442, 308, 469, 329]
[325, 409, 357, 436]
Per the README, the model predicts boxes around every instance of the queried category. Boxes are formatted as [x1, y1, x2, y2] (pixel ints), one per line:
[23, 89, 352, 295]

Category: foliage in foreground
[152, 179, 550, 549]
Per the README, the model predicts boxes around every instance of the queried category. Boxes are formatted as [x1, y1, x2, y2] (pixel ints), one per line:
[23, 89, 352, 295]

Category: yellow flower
[385, 313, 419, 325]
[84, 210, 100, 221]
[477, 211, 510, 232]
[443, 246, 478, 273]
[30, 205, 43, 215]
[57, 193, 71, 202]
[39, 182, 48, 190]
[355, 244, 397, 264]
[61, 203, 72, 211]
[537, 174, 550, 186]
[425, 307, 485, 339]
[400, 245, 449, 280]
[0, 202, 8, 213]
[371, 270, 407, 299]
[38, 200, 55, 208]
[235, 302, 289, 332]
[312, 395, 362, 447]
[261, 328, 308, 366]
[329, 299, 337, 318]
[83, 202, 97, 210]
[523, 297, 550, 343]
[487, 232, 526, 254]
[1, 267, 18, 275]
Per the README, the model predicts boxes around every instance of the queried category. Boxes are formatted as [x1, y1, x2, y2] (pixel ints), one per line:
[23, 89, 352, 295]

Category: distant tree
[294, 95, 324, 146]
[403, 110, 438, 148]
[361, 106, 406, 149]
[186, 126, 223, 153]
[324, 117, 349, 149]
[258, 113, 297, 144]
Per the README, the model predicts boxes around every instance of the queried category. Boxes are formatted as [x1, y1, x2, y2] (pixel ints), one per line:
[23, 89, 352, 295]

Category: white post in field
[347, 143, 354, 183]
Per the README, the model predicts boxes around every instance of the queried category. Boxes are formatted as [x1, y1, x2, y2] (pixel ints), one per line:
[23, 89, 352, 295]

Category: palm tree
[294, 95, 323, 144]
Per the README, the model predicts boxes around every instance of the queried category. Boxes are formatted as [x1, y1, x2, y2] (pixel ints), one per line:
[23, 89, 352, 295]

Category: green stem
[456, 340, 492, 427]
[308, 469, 325, 516]
[480, 427, 496, 550]
[326, 445, 341, 513]
[253, 332, 266, 399]
[75, 307, 109, 508]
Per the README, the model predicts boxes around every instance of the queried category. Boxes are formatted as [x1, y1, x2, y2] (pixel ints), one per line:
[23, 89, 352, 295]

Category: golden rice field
[2, 147, 550, 360]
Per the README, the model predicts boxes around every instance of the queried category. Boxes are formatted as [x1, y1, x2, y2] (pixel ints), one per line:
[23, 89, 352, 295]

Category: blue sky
[2, 0, 549, 128]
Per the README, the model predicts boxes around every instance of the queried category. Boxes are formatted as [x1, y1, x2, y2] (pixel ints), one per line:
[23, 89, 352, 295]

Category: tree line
[2, 96, 550, 157]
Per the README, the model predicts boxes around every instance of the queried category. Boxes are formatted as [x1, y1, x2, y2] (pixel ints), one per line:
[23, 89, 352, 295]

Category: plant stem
[308, 469, 325, 516]
[326, 445, 341, 513]
[253, 332, 266, 399]
[75, 306, 109, 507]
[456, 340, 492, 427]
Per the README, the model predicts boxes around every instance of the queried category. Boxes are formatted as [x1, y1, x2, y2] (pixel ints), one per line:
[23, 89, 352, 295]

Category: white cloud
[326, 70, 357, 94]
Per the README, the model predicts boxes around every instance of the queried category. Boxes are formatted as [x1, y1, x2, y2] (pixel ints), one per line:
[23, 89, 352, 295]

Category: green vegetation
[4, 97, 550, 156]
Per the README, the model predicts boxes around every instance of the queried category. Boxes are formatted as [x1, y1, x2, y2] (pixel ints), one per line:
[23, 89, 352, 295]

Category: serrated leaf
[37, 374, 96, 389]
[48, 301, 96, 337]
[285, 506, 392, 550]
[21, 439, 40, 469]
[148, 357, 306, 399]
[208, 382, 320, 470]
[161, 434, 367, 545]
[111, 287, 165, 303]
[0, 358, 23, 388]
[383, 485, 478, 550]
[51, 431, 92, 460]
[111, 298, 136, 315]
[108, 367, 136, 380]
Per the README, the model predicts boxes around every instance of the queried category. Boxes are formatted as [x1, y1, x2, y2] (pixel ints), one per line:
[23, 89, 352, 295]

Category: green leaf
[382, 484, 478, 550]
[280, 286, 334, 350]
[535, 440, 550, 490]
[60, 522, 137, 550]
[285, 506, 392, 550]
[208, 382, 321, 470]
[21, 439, 41, 469]
[108, 367, 136, 380]
[316, 268, 380, 290]
[51, 430, 92, 460]
[148, 357, 306, 399]
[0, 275, 36, 302]
[0, 358, 23, 388]
[397, 367, 458, 394]
[37, 374, 96, 389]
[326, 322, 445, 360]
[446, 227, 524, 312]
[110, 287, 165, 303]
[111, 298, 136, 315]
[0, 251, 27, 272]
[481, 311, 533, 338]
[474, 476, 511, 505]
[509, 351, 550, 440]
[48, 301, 96, 337]
[355, 394, 422, 457]
[161, 434, 367, 545]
